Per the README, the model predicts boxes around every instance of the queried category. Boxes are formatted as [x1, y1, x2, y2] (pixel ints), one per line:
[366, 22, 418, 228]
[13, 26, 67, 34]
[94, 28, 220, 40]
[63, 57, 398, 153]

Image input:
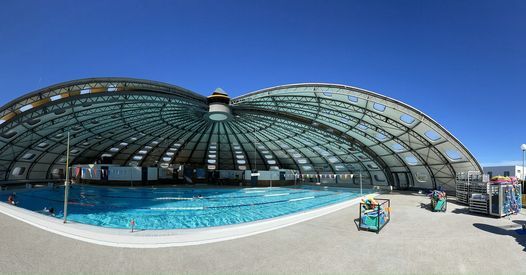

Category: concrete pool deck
[1, 191, 525, 274]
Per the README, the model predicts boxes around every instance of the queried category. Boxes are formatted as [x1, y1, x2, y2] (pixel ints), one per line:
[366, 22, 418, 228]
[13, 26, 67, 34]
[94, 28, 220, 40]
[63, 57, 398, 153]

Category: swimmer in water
[7, 195, 15, 205]
[43, 207, 55, 216]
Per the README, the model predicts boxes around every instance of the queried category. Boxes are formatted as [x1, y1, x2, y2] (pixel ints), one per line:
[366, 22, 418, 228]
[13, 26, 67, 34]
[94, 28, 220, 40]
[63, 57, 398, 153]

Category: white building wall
[147, 167, 158, 181]
[108, 167, 142, 181]
[483, 165, 525, 180]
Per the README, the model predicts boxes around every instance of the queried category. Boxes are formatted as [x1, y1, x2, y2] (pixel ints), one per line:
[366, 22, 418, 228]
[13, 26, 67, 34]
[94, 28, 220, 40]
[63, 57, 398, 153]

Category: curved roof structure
[0, 78, 481, 189]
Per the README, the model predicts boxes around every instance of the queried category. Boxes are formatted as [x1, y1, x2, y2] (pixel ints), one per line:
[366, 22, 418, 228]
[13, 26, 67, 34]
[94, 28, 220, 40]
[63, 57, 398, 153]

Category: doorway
[393, 172, 413, 190]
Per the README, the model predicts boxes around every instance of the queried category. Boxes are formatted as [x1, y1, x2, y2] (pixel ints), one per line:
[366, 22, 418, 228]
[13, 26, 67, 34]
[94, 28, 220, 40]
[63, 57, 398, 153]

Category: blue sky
[0, 0, 524, 166]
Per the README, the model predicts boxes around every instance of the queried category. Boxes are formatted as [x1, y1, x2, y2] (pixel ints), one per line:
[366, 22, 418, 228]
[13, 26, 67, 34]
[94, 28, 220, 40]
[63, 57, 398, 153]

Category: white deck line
[0, 193, 378, 248]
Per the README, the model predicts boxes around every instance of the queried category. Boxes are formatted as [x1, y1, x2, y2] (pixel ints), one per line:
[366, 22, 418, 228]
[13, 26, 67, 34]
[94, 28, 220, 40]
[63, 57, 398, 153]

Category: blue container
[360, 211, 385, 230]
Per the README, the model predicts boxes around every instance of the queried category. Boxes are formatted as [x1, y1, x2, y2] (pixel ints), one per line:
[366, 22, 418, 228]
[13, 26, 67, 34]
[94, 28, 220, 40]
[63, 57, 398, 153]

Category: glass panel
[424, 130, 441, 141]
[405, 155, 418, 165]
[12, 167, 26, 176]
[373, 103, 386, 112]
[37, 142, 48, 148]
[20, 104, 33, 112]
[50, 95, 62, 101]
[376, 133, 386, 141]
[445, 149, 463, 160]
[400, 114, 415, 124]
[391, 143, 404, 152]
[327, 156, 339, 163]
[22, 153, 35, 160]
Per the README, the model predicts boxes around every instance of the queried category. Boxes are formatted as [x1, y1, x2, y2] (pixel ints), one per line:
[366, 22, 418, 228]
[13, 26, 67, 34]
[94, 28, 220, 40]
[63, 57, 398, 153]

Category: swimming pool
[2, 185, 370, 230]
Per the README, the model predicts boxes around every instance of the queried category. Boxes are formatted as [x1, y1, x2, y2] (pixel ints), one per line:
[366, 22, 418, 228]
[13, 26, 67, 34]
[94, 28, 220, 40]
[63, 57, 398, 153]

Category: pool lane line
[30, 189, 313, 201]
[264, 193, 290, 197]
[203, 193, 348, 209]
[154, 197, 194, 200]
[150, 207, 204, 210]
[288, 196, 315, 202]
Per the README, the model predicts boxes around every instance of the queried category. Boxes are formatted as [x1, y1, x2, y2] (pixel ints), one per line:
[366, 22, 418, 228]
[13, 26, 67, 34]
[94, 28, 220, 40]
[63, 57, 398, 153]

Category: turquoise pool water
[2, 185, 370, 230]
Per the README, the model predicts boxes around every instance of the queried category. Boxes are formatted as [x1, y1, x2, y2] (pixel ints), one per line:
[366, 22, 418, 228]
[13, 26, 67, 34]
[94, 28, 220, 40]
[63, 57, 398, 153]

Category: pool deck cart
[358, 198, 390, 233]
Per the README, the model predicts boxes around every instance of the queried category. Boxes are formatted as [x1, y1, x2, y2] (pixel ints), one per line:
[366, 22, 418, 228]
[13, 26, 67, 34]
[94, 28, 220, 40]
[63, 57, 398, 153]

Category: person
[7, 195, 15, 205]
[43, 207, 55, 215]
[42, 207, 54, 216]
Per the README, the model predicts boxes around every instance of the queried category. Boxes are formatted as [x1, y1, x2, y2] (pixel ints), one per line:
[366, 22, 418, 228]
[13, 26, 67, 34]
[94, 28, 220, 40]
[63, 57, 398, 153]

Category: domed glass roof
[0, 78, 481, 190]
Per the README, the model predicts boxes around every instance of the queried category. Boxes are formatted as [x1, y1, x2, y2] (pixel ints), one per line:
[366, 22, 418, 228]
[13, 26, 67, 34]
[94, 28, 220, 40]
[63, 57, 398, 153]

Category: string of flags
[300, 174, 354, 179]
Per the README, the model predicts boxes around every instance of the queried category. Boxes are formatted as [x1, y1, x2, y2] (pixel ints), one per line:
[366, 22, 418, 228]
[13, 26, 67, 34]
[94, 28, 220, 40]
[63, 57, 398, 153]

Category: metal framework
[0, 78, 481, 189]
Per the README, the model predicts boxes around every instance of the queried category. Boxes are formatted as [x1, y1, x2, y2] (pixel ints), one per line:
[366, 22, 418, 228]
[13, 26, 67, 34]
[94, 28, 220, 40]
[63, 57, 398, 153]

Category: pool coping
[0, 191, 379, 248]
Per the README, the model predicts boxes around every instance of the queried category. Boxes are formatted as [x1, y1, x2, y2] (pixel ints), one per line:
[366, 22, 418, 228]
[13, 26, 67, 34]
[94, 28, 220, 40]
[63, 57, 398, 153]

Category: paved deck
[1, 191, 525, 274]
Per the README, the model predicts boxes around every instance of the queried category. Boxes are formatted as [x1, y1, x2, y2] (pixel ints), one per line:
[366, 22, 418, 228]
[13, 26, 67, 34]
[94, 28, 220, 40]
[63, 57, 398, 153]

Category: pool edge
[0, 192, 379, 248]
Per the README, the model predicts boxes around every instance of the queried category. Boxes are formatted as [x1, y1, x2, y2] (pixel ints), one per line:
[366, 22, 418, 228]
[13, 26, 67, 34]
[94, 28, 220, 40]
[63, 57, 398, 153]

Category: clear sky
[0, 0, 524, 166]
